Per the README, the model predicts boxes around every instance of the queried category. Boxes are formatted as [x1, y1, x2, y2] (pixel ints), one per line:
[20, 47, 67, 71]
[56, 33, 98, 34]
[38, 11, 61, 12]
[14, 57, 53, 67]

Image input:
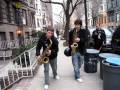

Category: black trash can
[103, 57, 120, 90]
[99, 53, 120, 80]
[100, 44, 112, 53]
[84, 49, 99, 73]
[99, 57, 105, 80]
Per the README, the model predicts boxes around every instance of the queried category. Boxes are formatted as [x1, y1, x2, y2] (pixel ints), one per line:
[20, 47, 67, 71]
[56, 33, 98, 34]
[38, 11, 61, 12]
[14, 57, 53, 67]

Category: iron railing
[0, 46, 38, 90]
[0, 38, 38, 50]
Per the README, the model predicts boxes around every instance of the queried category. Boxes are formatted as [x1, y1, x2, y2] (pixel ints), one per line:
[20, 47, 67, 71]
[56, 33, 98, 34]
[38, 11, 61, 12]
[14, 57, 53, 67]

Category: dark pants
[44, 58, 57, 84]
[94, 40, 103, 49]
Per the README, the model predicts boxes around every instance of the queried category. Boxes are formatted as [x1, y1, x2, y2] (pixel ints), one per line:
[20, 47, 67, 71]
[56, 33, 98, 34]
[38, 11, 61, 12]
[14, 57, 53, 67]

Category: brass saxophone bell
[42, 57, 49, 64]
[37, 56, 49, 65]
[73, 43, 78, 47]
[71, 43, 78, 55]
[71, 30, 78, 55]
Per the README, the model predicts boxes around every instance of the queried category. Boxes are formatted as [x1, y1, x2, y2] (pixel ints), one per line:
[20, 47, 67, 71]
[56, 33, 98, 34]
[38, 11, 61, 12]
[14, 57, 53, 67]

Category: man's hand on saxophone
[75, 37, 80, 42]
[36, 55, 41, 59]
[46, 50, 52, 56]
[71, 37, 80, 48]
[36, 55, 41, 63]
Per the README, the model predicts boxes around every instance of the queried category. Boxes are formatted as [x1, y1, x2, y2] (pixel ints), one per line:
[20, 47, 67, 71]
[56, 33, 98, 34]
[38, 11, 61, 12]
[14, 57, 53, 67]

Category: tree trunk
[63, 16, 70, 46]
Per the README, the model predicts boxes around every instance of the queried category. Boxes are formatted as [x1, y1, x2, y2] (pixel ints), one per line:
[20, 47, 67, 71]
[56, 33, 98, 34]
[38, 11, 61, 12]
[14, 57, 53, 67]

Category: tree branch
[40, 0, 63, 5]
[69, 0, 83, 17]
[76, 0, 84, 6]
[74, 0, 79, 6]
[40, 0, 66, 14]
[70, 0, 74, 11]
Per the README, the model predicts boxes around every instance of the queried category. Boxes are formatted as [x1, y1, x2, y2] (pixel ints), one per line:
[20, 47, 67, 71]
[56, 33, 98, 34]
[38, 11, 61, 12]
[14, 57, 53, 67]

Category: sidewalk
[9, 40, 103, 90]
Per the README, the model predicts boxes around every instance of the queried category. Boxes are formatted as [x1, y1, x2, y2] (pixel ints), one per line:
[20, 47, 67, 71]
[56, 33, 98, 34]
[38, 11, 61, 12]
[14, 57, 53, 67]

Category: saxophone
[37, 39, 52, 65]
[71, 30, 78, 55]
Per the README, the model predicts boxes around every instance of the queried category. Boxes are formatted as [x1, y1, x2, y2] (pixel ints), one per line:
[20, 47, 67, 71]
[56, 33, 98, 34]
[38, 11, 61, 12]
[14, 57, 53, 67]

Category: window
[43, 13, 46, 25]
[37, 18, 40, 27]
[12, 6, 17, 24]
[116, 0, 120, 7]
[9, 32, 14, 40]
[0, 32, 6, 41]
[0, 3, 2, 22]
[100, 6, 103, 11]
[116, 13, 120, 22]
[104, 16, 107, 24]
[108, 13, 115, 22]
[116, 0, 118, 6]
[111, 0, 116, 8]
[32, 13, 35, 27]
[43, 18, 46, 25]
[13, 7, 22, 25]
[39, 9, 41, 16]
[22, 9, 27, 25]
[112, 14, 115, 22]
[25, 32, 30, 39]
[107, 2, 112, 10]
[5, 1, 11, 23]
[119, 13, 120, 21]
[36, 4, 38, 11]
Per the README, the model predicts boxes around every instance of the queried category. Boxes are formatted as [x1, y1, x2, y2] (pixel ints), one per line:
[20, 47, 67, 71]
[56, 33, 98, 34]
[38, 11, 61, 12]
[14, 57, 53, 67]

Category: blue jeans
[72, 52, 83, 79]
[44, 58, 57, 84]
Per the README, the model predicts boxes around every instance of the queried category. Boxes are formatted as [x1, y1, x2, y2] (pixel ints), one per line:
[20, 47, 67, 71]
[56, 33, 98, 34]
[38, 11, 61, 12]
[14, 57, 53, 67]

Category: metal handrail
[0, 38, 38, 50]
[0, 46, 38, 90]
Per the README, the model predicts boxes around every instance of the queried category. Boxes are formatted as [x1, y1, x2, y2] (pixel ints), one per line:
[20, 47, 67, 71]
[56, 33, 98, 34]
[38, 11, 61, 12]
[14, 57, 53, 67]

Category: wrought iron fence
[0, 46, 38, 90]
[0, 38, 38, 50]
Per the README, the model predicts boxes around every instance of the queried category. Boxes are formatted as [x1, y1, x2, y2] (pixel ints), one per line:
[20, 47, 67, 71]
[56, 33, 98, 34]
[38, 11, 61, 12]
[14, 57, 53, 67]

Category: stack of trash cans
[84, 49, 99, 73]
[102, 57, 120, 90]
[99, 53, 120, 80]
[99, 56, 105, 80]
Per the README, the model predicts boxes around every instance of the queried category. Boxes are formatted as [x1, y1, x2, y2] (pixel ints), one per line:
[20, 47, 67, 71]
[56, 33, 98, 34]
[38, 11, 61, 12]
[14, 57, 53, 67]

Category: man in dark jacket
[68, 19, 87, 82]
[111, 25, 120, 54]
[36, 27, 59, 90]
[92, 25, 106, 50]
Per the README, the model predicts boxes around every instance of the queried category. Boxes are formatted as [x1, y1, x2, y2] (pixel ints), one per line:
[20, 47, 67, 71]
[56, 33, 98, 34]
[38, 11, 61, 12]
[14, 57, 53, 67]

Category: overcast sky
[52, 0, 63, 25]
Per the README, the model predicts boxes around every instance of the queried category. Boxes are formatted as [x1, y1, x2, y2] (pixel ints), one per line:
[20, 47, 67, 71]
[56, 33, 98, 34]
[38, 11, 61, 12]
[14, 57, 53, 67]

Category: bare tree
[91, 0, 102, 26]
[53, 12, 65, 30]
[40, 0, 83, 44]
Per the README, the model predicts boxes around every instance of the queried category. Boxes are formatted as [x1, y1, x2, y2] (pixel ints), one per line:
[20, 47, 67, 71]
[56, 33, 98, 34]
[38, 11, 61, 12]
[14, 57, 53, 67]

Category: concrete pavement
[9, 40, 103, 90]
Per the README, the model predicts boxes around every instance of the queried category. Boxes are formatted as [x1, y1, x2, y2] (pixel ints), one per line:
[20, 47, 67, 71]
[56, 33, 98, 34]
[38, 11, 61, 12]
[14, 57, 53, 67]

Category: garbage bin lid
[86, 49, 99, 54]
[99, 53, 120, 58]
[106, 57, 120, 65]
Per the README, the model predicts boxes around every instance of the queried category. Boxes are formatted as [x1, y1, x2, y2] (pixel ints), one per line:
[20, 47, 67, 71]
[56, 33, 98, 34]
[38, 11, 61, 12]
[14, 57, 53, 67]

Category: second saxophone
[71, 30, 78, 55]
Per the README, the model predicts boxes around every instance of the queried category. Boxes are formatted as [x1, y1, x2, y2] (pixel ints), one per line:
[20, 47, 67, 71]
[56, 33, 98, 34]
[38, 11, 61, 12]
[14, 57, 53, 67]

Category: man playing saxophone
[69, 19, 87, 82]
[36, 26, 59, 90]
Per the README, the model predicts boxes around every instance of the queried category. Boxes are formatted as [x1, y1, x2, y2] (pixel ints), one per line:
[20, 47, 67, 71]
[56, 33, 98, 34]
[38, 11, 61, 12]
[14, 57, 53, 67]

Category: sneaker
[44, 84, 49, 90]
[55, 75, 60, 80]
[77, 78, 83, 83]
